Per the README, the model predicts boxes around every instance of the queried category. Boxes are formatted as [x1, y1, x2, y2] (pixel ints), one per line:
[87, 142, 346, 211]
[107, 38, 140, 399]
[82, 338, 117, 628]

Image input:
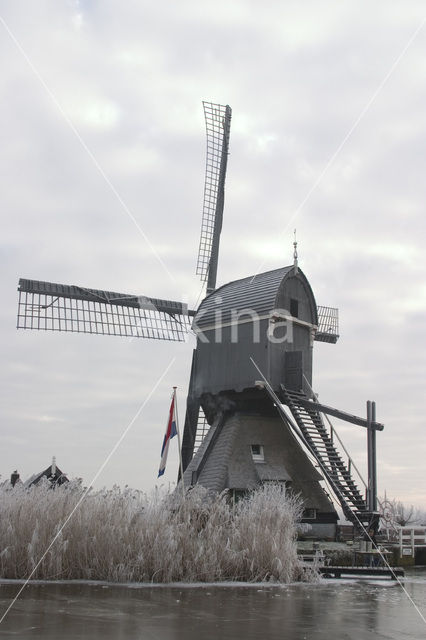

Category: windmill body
[16, 101, 382, 540]
[180, 265, 341, 538]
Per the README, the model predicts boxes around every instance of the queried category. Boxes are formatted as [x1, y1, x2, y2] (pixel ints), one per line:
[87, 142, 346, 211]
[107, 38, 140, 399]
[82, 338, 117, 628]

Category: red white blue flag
[158, 392, 178, 477]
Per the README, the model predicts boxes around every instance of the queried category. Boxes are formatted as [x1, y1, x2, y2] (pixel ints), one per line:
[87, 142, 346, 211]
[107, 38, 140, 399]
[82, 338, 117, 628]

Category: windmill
[17, 101, 382, 539]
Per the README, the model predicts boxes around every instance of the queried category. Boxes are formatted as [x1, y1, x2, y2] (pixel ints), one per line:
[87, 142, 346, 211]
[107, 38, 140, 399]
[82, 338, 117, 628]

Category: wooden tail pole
[371, 401, 377, 511]
[367, 400, 378, 512]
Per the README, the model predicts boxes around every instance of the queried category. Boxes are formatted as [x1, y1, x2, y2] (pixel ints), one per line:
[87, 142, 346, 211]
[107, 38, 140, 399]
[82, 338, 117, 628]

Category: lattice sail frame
[316, 305, 339, 343]
[196, 101, 232, 285]
[17, 279, 195, 342]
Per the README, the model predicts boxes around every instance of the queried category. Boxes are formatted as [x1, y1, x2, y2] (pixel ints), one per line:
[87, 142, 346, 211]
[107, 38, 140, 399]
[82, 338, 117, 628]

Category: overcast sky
[1, 1, 425, 509]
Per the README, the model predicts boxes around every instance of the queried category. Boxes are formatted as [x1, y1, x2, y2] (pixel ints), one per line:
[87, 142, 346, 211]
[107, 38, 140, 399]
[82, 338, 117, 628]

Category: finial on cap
[293, 229, 298, 274]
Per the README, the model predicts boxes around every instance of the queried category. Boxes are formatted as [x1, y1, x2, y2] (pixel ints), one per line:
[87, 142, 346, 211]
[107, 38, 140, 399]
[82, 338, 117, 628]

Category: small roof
[195, 266, 318, 328]
[27, 463, 69, 488]
[195, 267, 292, 328]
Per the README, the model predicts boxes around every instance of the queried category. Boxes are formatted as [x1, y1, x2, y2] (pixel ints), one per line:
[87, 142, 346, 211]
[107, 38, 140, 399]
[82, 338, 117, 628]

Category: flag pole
[173, 387, 185, 497]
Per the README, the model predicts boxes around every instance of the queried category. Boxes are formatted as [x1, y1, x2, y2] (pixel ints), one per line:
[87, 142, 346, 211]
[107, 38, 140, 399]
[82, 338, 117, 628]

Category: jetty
[319, 565, 404, 580]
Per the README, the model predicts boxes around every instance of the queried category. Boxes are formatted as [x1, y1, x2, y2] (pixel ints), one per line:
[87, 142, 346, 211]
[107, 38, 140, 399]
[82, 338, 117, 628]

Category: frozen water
[0, 569, 425, 640]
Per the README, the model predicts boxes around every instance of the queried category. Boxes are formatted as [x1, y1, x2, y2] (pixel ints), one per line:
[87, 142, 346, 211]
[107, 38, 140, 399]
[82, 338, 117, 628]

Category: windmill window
[303, 508, 317, 520]
[251, 444, 265, 462]
[290, 298, 299, 318]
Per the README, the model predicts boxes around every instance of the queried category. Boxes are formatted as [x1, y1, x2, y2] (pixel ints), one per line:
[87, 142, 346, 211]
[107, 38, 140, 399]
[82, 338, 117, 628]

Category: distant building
[26, 457, 69, 488]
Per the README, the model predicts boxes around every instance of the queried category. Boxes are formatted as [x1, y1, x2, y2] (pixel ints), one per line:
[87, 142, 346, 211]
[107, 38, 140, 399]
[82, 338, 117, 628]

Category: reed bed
[0, 481, 313, 583]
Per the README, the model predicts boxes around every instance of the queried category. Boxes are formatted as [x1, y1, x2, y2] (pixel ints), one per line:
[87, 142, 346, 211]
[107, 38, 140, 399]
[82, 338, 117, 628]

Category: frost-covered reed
[0, 481, 313, 583]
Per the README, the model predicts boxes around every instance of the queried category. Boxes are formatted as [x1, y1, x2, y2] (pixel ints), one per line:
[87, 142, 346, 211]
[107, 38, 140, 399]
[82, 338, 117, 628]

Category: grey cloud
[1, 0, 425, 504]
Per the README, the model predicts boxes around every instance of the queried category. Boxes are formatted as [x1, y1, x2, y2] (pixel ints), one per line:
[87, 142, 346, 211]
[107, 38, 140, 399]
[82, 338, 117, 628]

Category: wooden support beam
[294, 397, 384, 431]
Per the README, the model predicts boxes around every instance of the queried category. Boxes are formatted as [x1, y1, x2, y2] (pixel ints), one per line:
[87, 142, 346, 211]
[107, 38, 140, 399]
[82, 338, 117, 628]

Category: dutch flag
[158, 392, 178, 477]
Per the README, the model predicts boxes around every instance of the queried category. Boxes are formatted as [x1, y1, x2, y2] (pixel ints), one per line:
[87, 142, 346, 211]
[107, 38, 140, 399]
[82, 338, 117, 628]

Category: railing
[315, 306, 339, 343]
[396, 526, 426, 557]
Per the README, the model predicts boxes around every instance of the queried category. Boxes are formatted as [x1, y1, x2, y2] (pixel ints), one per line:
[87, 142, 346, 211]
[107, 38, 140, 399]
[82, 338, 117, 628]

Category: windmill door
[284, 351, 303, 391]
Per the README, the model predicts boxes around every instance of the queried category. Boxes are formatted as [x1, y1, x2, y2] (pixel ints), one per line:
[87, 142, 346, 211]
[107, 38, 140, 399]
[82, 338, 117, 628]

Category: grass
[0, 481, 315, 583]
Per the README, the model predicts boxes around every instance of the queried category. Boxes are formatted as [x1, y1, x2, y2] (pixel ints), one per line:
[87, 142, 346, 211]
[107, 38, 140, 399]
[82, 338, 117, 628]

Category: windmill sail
[196, 101, 232, 294]
[17, 278, 195, 341]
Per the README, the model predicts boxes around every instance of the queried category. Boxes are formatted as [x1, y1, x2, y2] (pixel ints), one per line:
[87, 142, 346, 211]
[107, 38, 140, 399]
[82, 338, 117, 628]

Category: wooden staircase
[279, 385, 375, 533]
